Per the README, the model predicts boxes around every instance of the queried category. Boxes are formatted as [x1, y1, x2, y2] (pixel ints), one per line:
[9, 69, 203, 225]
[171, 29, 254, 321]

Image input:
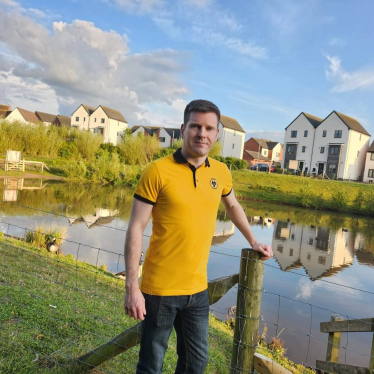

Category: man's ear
[181, 123, 185, 138]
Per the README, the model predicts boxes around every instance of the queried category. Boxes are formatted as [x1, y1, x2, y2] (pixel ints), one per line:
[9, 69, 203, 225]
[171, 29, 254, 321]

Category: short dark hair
[184, 99, 220, 126]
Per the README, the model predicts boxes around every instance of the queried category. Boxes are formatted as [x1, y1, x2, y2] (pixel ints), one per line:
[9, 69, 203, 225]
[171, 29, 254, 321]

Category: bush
[88, 151, 121, 183]
[331, 188, 348, 212]
[58, 142, 79, 159]
[69, 128, 102, 161]
[213, 155, 247, 170]
[364, 188, 374, 215]
[25, 224, 67, 249]
[98, 143, 118, 155]
[62, 160, 87, 179]
[208, 141, 222, 158]
[297, 186, 323, 209]
[118, 133, 161, 165]
[352, 189, 365, 211]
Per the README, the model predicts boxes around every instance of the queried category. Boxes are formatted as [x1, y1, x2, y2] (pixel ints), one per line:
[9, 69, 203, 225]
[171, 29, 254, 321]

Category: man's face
[181, 111, 219, 158]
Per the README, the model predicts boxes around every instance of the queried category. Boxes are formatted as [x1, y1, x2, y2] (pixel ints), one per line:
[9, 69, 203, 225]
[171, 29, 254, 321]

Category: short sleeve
[134, 163, 162, 205]
[221, 165, 233, 197]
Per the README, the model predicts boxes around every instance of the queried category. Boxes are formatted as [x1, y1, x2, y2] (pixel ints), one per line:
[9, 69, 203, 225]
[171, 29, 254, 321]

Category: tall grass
[0, 120, 102, 161]
[118, 133, 161, 165]
[25, 223, 67, 249]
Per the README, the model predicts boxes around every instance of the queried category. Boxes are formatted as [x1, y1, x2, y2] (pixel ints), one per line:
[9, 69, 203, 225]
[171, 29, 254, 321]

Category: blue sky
[1, 0, 374, 142]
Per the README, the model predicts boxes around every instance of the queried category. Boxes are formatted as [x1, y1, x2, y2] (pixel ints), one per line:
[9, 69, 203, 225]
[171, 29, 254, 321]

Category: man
[124, 99, 273, 374]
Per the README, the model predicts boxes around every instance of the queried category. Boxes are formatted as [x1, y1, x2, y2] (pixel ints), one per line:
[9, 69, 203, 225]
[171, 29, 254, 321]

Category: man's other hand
[124, 287, 146, 321]
[252, 242, 273, 260]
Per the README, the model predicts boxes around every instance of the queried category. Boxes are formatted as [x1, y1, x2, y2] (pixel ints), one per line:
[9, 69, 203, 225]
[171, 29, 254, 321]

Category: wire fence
[1, 202, 374, 373]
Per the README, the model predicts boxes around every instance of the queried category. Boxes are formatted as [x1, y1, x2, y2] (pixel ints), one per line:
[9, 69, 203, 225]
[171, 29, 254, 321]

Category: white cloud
[0, 0, 18, 6]
[325, 55, 374, 92]
[0, 9, 189, 125]
[328, 37, 345, 47]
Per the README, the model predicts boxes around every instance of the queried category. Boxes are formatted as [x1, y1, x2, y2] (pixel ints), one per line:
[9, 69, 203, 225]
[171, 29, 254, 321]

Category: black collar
[173, 148, 210, 168]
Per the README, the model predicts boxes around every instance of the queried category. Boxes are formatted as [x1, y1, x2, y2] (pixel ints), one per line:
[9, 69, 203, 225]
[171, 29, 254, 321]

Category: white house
[71, 104, 95, 130]
[310, 111, 370, 180]
[6, 107, 40, 124]
[35, 111, 56, 126]
[217, 115, 245, 159]
[131, 125, 161, 138]
[89, 105, 128, 145]
[282, 112, 323, 174]
[363, 141, 374, 183]
[158, 127, 181, 148]
[283, 111, 371, 180]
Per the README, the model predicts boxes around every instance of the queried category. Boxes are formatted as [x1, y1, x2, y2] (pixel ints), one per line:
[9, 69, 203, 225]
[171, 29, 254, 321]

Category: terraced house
[283, 111, 370, 180]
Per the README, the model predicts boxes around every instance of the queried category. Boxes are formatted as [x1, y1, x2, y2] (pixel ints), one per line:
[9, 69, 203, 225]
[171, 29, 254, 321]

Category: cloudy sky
[1, 0, 374, 142]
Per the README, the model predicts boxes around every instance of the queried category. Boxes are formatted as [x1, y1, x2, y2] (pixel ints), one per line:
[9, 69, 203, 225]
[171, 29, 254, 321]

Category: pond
[1, 177, 374, 369]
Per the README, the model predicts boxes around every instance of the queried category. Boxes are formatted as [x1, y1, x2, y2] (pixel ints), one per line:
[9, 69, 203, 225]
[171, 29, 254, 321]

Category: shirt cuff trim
[222, 188, 232, 197]
[134, 194, 156, 206]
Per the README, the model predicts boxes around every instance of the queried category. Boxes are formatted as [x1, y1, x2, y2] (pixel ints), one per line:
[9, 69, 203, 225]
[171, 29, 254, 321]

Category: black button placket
[188, 164, 197, 188]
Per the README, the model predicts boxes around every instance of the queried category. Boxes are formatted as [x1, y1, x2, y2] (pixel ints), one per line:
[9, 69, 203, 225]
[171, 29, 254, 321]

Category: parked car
[251, 163, 269, 172]
[270, 165, 275, 172]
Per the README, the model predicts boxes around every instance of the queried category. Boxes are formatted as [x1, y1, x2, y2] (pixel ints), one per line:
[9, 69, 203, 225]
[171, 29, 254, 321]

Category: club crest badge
[210, 178, 218, 189]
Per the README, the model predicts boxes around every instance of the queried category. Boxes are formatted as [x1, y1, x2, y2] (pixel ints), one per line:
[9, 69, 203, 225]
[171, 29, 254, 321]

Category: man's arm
[221, 190, 273, 260]
[124, 199, 153, 320]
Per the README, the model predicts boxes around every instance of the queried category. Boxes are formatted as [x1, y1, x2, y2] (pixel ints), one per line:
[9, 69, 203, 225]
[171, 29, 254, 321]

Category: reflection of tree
[0, 180, 134, 222]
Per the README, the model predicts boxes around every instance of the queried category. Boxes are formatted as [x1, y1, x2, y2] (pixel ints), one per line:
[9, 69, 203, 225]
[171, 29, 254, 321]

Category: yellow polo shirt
[134, 149, 232, 296]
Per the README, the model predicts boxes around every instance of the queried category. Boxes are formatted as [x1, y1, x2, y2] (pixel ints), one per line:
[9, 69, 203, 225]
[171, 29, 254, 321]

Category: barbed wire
[1, 216, 374, 372]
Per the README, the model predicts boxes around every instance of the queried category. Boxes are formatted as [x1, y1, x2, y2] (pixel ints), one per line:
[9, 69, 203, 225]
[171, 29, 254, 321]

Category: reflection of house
[67, 208, 118, 229]
[272, 220, 354, 280]
[212, 221, 235, 245]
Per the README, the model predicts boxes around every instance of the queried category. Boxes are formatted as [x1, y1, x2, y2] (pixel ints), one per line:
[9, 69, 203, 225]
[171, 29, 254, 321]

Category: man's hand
[252, 242, 273, 260]
[124, 287, 146, 321]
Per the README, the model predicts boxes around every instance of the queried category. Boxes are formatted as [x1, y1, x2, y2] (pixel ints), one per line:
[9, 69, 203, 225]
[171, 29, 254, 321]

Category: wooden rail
[317, 315, 374, 374]
[0, 158, 50, 172]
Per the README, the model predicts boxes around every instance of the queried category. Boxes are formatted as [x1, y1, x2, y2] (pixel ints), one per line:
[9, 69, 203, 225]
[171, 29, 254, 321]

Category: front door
[318, 163, 324, 175]
[299, 161, 304, 172]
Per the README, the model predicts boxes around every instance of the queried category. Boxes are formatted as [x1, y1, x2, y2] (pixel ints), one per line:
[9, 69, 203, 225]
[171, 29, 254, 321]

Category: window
[320, 147, 325, 153]
[371, 153, 374, 161]
[357, 151, 360, 157]
[289, 249, 293, 256]
[232, 144, 235, 149]
[291, 234, 295, 241]
[328, 164, 337, 173]
[263, 150, 268, 156]
[309, 238, 313, 245]
[101, 118, 105, 124]
[334, 130, 342, 138]
[159, 137, 165, 142]
[307, 253, 311, 261]
[368, 169, 374, 178]
[302, 146, 306, 153]
[94, 118, 97, 123]
[323, 130, 327, 137]
[287, 145, 295, 153]
[330, 146, 339, 155]
[277, 245, 283, 253]
[234, 131, 236, 137]
[83, 117, 86, 122]
[276, 152, 280, 157]
[318, 256, 326, 265]
[304, 130, 308, 137]
[291, 131, 297, 138]
[75, 117, 79, 121]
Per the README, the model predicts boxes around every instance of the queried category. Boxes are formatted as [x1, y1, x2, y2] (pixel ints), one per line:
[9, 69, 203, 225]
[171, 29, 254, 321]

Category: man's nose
[198, 127, 206, 137]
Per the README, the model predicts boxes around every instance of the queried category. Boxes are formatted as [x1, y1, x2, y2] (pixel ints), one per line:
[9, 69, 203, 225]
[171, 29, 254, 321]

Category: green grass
[232, 170, 374, 216]
[0, 237, 314, 373]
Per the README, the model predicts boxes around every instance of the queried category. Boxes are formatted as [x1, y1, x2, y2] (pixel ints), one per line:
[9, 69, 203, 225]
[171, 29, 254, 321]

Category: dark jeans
[136, 289, 209, 374]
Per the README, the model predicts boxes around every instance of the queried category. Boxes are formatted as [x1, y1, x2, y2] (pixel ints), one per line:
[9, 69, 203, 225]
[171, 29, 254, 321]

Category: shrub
[297, 186, 323, 209]
[331, 188, 348, 212]
[352, 189, 365, 211]
[213, 155, 247, 170]
[62, 160, 87, 179]
[69, 128, 102, 161]
[208, 141, 222, 158]
[118, 133, 160, 165]
[154, 147, 175, 160]
[58, 142, 79, 159]
[364, 188, 374, 215]
[98, 143, 118, 155]
[88, 151, 121, 183]
[122, 165, 146, 187]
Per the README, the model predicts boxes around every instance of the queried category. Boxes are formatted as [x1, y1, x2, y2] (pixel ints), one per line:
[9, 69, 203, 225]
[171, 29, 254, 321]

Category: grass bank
[0, 236, 313, 373]
[232, 170, 374, 217]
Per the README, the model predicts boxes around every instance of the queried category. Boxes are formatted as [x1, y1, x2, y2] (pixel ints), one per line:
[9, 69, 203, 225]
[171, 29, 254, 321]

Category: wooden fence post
[326, 314, 344, 362]
[231, 249, 264, 374]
